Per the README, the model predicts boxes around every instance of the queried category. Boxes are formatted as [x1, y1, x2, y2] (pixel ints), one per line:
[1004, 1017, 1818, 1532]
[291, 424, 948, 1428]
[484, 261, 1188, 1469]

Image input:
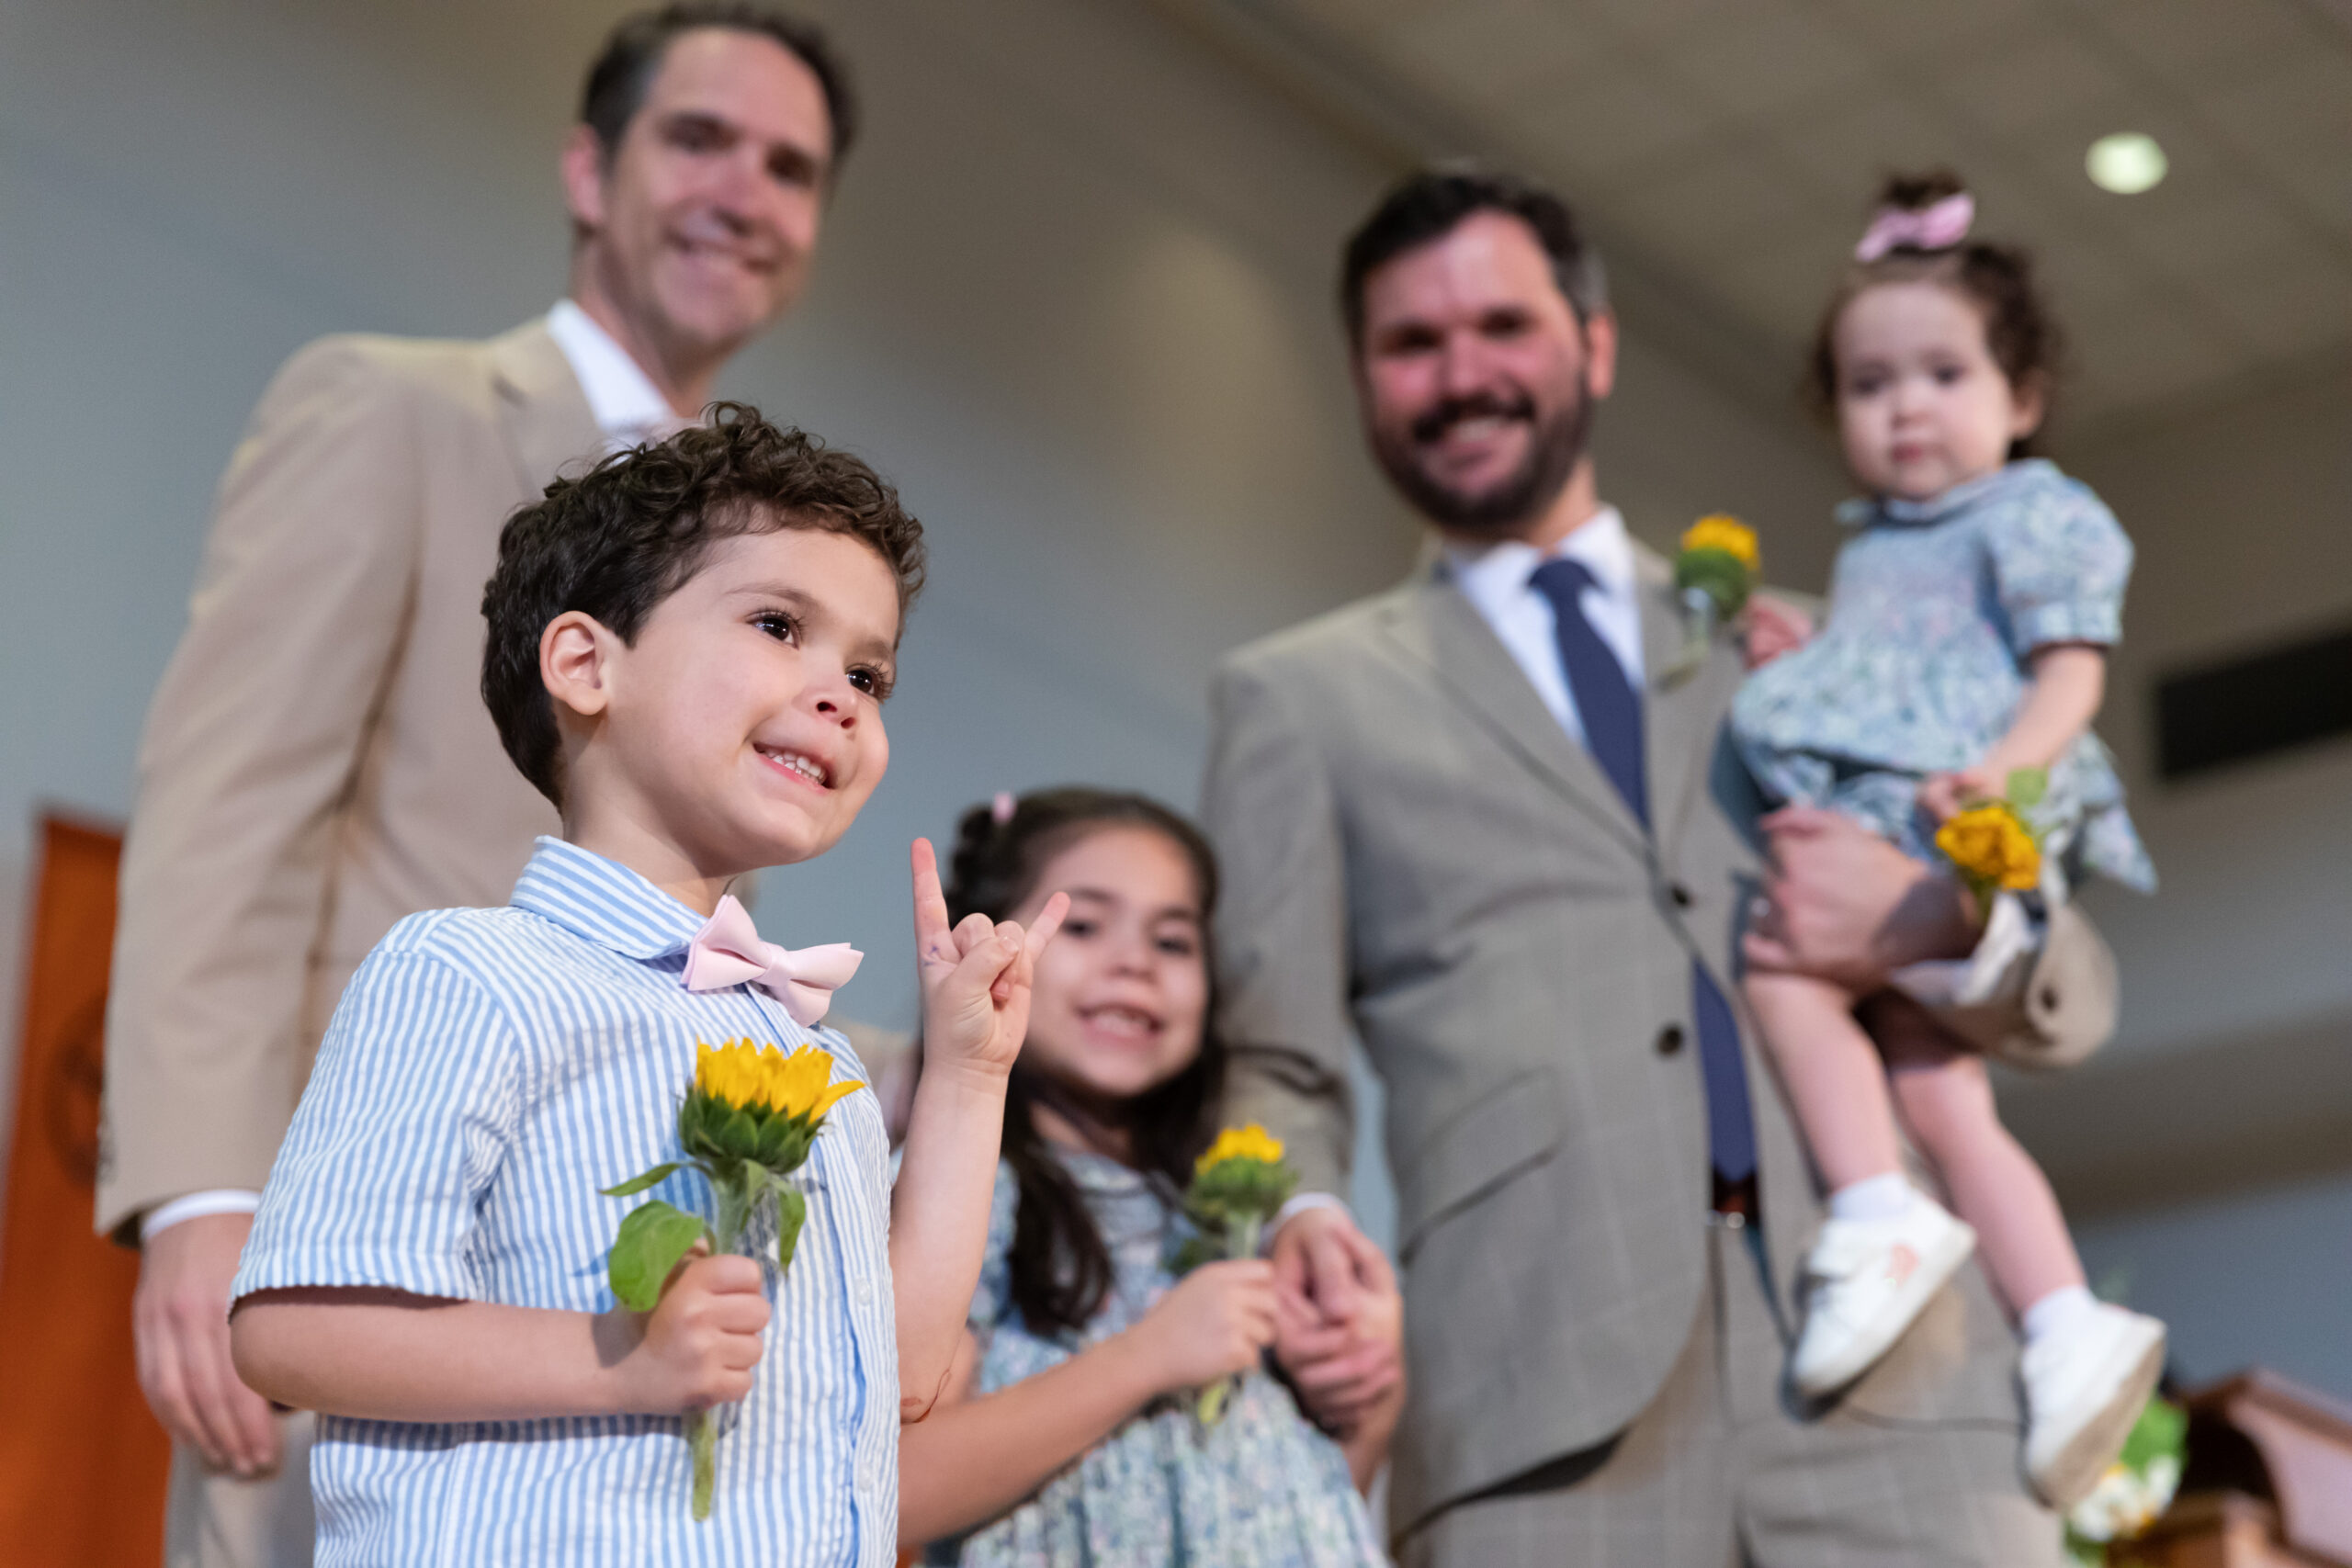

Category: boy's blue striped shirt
[234, 838, 897, 1566]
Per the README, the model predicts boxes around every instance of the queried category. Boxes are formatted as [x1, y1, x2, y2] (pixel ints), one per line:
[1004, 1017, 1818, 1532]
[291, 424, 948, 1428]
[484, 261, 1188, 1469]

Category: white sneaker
[2023, 1305, 2166, 1508]
[1791, 1199, 1977, 1395]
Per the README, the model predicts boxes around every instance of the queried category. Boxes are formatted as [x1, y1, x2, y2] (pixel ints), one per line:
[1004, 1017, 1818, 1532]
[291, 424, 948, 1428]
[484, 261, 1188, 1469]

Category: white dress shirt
[545, 297, 684, 447]
[1442, 504, 1645, 746]
[141, 304, 678, 1245]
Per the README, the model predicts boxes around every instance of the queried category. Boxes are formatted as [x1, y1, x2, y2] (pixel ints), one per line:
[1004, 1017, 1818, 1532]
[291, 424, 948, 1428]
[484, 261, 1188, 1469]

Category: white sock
[2020, 1285, 2100, 1346]
[1828, 1173, 1916, 1224]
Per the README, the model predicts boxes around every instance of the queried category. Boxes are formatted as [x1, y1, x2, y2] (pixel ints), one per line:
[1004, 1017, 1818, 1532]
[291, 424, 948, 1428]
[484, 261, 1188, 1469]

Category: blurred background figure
[92, 7, 854, 1563]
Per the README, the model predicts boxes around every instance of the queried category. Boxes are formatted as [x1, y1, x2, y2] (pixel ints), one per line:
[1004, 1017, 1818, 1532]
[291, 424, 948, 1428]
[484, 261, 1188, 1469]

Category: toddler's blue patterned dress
[1732, 459, 2154, 894]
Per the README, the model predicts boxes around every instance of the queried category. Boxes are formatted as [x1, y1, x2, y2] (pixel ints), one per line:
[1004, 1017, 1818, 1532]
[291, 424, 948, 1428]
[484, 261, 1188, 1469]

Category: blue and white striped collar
[509, 836, 711, 960]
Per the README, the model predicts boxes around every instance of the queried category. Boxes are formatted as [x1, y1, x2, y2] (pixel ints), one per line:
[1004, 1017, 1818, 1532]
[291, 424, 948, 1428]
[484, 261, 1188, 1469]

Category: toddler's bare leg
[1744, 971, 1904, 1190]
[1861, 992, 2086, 1318]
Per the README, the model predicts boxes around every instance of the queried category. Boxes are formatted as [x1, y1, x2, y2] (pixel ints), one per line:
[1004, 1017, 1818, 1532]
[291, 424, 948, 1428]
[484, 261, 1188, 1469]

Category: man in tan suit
[97, 8, 854, 1562]
[1208, 169, 2112, 1563]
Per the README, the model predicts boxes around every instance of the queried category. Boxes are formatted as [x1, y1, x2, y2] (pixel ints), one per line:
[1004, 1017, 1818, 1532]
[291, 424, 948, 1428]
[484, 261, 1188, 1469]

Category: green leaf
[598, 1163, 682, 1199]
[607, 1200, 711, 1312]
[775, 1186, 808, 1275]
[2007, 766, 2049, 808]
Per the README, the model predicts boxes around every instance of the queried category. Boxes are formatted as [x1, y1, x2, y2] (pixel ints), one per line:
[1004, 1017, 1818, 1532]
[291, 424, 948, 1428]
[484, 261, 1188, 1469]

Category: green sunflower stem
[1195, 1211, 1267, 1427]
[688, 1407, 718, 1521]
[685, 1173, 758, 1521]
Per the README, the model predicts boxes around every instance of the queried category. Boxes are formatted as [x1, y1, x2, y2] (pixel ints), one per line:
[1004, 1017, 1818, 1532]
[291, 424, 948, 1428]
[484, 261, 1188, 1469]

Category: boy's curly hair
[481, 404, 925, 807]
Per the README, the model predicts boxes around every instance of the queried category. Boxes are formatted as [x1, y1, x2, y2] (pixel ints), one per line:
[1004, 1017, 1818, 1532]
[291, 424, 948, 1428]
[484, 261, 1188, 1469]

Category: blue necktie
[1530, 558, 1758, 1183]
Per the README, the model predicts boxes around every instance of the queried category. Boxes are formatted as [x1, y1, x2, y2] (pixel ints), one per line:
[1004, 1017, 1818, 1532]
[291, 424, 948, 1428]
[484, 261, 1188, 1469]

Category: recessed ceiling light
[2086, 132, 2167, 194]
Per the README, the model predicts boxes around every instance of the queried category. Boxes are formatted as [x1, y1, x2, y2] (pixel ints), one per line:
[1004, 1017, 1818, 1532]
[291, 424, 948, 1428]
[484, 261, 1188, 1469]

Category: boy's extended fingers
[910, 840, 954, 953]
[1023, 892, 1070, 964]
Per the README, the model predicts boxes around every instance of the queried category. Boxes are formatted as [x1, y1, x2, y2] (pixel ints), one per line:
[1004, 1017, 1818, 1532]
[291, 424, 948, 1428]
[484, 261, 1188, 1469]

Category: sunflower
[1937, 802, 2042, 894]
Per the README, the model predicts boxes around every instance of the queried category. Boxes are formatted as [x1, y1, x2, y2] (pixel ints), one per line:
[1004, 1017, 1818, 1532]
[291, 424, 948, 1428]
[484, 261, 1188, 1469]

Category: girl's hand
[1918, 764, 2000, 824]
[910, 838, 1069, 1082]
[1743, 593, 1814, 670]
[1129, 1260, 1281, 1392]
[605, 1247, 771, 1415]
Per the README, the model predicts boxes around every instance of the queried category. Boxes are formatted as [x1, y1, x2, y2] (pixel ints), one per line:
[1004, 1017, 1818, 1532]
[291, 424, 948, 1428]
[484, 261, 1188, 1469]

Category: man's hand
[1743, 806, 1978, 989]
[134, 1211, 282, 1477]
[1267, 1207, 1402, 1433]
[910, 838, 1069, 1082]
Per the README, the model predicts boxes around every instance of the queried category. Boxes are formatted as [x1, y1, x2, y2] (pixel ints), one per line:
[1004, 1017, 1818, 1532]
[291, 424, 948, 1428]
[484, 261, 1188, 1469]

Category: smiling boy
[226, 411, 1063, 1565]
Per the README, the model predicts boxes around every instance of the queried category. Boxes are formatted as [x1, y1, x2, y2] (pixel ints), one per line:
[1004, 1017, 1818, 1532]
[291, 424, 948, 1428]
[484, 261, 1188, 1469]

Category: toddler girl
[1732, 173, 2164, 1508]
[899, 788, 1397, 1566]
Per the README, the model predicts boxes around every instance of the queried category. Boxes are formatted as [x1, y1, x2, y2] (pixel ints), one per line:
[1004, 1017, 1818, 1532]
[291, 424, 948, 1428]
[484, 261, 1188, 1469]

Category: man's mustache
[1409, 390, 1535, 446]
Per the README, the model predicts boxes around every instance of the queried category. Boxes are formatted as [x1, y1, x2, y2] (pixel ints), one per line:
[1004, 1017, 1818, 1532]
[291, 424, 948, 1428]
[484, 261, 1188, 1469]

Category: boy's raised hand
[910, 838, 1068, 1078]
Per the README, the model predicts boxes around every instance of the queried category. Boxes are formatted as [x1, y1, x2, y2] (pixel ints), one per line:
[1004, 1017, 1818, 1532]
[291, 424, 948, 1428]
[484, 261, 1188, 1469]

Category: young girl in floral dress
[1733, 172, 2165, 1508]
[899, 788, 1396, 1567]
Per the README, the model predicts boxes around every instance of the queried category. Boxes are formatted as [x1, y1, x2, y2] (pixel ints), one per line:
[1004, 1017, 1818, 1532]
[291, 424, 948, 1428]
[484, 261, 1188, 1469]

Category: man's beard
[1372, 380, 1592, 535]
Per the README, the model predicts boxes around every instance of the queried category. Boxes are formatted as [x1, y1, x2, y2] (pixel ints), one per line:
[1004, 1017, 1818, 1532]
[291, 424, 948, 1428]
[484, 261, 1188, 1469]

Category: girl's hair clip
[990, 791, 1018, 826]
[1855, 192, 1974, 261]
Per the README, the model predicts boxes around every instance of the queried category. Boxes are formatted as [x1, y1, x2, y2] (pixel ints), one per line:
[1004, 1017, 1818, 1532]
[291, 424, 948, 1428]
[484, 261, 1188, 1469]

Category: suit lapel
[1385, 575, 1649, 857]
[487, 317, 604, 496]
[1637, 545, 1742, 863]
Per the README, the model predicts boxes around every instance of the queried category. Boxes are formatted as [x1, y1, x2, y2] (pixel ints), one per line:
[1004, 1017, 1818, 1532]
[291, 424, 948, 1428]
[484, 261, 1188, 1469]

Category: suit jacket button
[1670, 883, 1694, 908]
[1656, 1025, 1685, 1056]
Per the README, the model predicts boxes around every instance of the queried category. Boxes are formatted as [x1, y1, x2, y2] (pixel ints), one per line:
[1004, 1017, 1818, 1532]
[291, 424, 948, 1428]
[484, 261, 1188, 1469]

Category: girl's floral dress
[925, 1151, 1389, 1568]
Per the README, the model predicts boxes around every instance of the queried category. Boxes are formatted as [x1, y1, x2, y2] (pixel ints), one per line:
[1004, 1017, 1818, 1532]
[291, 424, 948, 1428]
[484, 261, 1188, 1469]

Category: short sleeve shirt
[233, 838, 899, 1567]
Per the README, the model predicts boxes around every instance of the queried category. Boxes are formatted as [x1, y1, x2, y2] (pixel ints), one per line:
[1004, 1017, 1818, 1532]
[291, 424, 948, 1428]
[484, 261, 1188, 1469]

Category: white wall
[2009, 362, 2352, 1399]
[0, 0, 1845, 1216]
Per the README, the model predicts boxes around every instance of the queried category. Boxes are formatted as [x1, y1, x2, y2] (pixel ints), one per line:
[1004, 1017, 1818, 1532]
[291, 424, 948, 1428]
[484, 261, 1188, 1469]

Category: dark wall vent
[2154, 623, 2352, 781]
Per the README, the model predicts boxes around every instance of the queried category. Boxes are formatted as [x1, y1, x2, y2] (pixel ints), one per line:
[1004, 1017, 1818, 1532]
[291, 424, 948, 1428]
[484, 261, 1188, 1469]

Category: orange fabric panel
[0, 816, 170, 1565]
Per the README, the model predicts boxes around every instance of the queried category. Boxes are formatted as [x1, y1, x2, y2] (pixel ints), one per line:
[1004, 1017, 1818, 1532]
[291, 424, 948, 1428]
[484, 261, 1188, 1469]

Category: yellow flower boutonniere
[1669, 514, 1761, 677]
[600, 1039, 863, 1519]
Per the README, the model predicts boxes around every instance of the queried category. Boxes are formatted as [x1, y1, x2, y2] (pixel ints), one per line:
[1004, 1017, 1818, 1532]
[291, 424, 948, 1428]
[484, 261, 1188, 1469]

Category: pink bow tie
[682, 895, 863, 1027]
[1854, 193, 1974, 261]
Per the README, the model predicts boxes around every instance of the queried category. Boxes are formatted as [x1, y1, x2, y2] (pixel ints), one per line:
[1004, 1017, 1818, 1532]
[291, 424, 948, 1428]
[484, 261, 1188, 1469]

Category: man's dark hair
[481, 405, 924, 807]
[1340, 164, 1608, 344]
[581, 4, 858, 175]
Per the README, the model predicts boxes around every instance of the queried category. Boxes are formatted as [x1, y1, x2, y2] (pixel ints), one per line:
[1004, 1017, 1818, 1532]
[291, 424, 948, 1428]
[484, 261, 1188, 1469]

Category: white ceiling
[1180, 0, 2352, 437]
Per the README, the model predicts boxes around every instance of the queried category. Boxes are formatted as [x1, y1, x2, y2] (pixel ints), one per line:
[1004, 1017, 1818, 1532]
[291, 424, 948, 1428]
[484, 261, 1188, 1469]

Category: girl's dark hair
[943, 787, 1227, 1338]
[1805, 170, 2064, 457]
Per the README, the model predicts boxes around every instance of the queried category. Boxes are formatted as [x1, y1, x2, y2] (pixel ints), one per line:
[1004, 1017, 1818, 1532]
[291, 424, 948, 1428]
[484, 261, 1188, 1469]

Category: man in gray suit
[1206, 169, 2109, 1563]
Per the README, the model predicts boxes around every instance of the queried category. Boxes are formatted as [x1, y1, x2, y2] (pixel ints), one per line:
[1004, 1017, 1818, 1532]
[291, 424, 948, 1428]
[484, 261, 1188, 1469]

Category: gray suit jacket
[1204, 544, 2117, 1529]
[98, 321, 594, 1238]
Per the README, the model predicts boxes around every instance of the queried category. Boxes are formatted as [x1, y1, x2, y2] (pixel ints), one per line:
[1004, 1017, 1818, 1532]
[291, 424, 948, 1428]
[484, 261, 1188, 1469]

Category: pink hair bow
[683, 894, 863, 1026]
[1854, 194, 1974, 261]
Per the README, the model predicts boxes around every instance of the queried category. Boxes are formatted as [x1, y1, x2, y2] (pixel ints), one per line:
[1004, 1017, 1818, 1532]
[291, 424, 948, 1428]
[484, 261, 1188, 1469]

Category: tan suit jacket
[1204, 545, 2119, 1529]
[97, 320, 599, 1238]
